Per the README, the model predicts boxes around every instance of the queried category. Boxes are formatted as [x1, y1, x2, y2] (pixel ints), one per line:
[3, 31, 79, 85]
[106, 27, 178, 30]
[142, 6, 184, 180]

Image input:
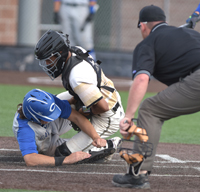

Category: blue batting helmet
[22, 89, 61, 124]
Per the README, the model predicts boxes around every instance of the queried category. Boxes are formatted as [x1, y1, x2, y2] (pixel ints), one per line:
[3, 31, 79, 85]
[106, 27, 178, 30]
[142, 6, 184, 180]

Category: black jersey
[132, 22, 200, 86]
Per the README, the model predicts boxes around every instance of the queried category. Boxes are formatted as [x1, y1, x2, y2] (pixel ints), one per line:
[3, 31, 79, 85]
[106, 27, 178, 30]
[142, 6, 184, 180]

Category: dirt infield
[0, 137, 200, 192]
[0, 71, 199, 192]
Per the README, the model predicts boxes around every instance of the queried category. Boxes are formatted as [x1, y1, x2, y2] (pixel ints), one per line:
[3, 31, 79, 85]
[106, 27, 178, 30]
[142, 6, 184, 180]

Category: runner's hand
[63, 151, 91, 164]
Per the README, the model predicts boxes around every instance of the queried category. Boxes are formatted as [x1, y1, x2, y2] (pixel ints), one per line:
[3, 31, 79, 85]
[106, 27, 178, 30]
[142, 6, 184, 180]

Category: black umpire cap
[137, 5, 166, 28]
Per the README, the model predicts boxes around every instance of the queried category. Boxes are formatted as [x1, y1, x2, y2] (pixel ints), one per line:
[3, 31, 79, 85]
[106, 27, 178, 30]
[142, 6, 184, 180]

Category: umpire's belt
[112, 102, 120, 112]
[192, 65, 200, 73]
[180, 65, 200, 81]
[64, 3, 88, 7]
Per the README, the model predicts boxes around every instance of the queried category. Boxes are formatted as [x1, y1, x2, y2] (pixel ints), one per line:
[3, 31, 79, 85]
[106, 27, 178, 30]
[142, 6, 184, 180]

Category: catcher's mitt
[119, 139, 153, 164]
[124, 124, 149, 142]
[119, 122, 153, 176]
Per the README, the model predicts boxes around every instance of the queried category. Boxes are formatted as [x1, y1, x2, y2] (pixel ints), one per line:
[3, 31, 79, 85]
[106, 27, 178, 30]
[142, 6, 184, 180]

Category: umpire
[112, 5, 200, 189]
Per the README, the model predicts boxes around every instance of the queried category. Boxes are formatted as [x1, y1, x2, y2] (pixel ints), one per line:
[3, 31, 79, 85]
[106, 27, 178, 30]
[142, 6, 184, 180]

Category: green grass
[0, 84, 65, 137]
[0, 84, 200, 144]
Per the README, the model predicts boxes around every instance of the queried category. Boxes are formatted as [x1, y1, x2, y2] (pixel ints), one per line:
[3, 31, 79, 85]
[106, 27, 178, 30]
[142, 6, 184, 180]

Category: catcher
[34, 30, 124, 161]
[12, 89, 118, 166]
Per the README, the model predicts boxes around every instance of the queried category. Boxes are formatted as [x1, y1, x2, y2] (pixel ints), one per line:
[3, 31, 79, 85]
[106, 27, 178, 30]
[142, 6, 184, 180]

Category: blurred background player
[186, 2, 200, 28]
[12, 89, 118, 166]
[53, 0, 97, 60]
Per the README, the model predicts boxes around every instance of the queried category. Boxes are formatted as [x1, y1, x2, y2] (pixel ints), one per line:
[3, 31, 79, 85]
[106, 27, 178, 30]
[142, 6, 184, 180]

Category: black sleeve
[132, 44, 155, 79]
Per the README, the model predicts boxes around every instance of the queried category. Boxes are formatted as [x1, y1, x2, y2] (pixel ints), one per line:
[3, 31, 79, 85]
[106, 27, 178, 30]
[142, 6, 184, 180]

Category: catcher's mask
[119, 122, 153, 176]
[35, 30, 70, 80]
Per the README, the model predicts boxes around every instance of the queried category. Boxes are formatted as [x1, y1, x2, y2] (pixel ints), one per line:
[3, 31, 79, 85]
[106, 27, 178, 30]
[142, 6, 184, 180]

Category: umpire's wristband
[54, 156, 65, 166]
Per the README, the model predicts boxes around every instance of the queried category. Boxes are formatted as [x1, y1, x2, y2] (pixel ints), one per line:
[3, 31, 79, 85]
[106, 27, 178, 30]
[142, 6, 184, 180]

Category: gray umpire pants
[134, 69, 200, 172]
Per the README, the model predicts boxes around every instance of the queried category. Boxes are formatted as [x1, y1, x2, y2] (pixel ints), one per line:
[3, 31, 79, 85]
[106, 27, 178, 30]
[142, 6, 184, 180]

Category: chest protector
[62, 46, 102, 108]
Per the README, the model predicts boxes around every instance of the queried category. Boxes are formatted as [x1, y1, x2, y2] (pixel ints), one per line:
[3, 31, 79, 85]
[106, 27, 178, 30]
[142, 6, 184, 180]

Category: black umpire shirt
[132, 22, 200, 86]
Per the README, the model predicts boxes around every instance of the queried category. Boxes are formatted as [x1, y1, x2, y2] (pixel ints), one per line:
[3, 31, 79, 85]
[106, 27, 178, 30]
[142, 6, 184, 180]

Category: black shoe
[112, 173, 150, 189]
[75, 148, 115, 164]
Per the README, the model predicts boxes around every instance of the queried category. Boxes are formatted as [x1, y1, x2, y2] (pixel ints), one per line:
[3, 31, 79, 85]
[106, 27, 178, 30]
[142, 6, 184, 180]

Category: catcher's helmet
[22, 89, 61, 124]
[35, 30, 70, 79]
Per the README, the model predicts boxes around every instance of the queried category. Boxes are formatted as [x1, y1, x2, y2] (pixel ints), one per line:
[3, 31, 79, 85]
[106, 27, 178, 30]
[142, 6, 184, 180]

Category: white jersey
[69, 47, 118, 110]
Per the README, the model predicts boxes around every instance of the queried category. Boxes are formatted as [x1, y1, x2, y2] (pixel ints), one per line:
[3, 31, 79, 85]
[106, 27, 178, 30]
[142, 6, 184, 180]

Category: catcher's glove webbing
[124, 124, 148, 142]
[119, 140, 153, 164]
[119, 151, 143, 164]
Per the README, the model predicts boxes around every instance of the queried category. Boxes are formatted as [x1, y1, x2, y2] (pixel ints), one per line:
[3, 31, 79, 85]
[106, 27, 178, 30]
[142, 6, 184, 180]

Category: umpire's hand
[119, 117, 132, 138]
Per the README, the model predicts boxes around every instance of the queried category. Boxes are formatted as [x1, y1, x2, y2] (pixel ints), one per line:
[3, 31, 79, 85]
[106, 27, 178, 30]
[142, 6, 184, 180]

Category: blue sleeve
[52, 94, 72, 119]
[195, 3, 200, 12]
[17, 115, 38, 156]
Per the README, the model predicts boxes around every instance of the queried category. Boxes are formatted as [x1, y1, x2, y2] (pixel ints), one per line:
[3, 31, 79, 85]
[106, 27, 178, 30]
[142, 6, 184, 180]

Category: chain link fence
[1, 0, 200, 76]
[37, 0, 200, 53]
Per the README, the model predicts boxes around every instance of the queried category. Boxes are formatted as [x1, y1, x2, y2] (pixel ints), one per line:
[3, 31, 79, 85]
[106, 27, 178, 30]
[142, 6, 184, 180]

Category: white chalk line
[156, 154, 185, 163]
[1, 148, 200, 177]
[0, 168, 199, 178]
[2, 149, 200, 163]
[154, 160, 200, 163]
[28, 77, 62, 86]
[2, 160, 200, 171]
[2, 156, 200, 164]
[151, 174, 200, 178]
[1, 149, 200, 163]
[0, 148, 20, 151]
[2, 149, 200, 168]
[27, 77, 132, 87]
